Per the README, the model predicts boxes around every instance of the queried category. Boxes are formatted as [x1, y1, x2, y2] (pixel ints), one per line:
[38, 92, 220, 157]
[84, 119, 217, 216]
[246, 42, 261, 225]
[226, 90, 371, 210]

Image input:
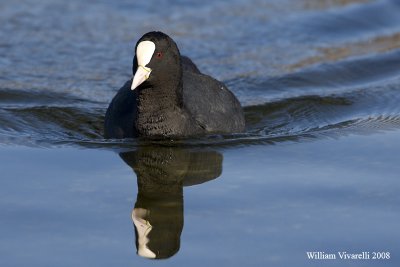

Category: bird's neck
[135, 77, 185, 136]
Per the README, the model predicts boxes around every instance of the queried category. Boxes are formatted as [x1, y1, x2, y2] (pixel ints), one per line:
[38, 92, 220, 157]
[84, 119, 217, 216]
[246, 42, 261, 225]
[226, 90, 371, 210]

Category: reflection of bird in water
[119, 146, 223, 259]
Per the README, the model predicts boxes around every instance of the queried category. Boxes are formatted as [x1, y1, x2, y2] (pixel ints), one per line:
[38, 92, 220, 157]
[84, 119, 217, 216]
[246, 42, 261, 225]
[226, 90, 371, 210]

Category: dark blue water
[1, 0, 400, 266]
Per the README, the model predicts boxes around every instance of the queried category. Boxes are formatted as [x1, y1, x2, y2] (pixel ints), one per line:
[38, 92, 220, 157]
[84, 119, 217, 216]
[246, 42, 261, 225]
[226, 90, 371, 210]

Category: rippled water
[2, 0, 400, 146]
[1, 0, 400, 266]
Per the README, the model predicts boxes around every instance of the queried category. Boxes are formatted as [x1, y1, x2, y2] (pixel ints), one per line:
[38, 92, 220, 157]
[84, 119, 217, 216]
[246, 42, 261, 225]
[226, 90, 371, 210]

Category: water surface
[1, 0, 400, 266]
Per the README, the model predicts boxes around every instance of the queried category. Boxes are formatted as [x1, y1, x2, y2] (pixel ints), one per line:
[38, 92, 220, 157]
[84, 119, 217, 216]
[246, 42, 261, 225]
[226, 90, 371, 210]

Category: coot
[104, 31, 245, 138]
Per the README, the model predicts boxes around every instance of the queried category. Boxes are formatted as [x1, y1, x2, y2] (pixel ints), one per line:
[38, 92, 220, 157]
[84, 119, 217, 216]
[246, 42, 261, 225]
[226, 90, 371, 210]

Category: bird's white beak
[131, 65, 152, 90]
[131, 40, 156, 90]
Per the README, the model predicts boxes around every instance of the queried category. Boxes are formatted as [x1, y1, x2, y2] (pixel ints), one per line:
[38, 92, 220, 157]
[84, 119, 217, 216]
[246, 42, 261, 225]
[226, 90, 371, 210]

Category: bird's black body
[104, 31, 245, 139]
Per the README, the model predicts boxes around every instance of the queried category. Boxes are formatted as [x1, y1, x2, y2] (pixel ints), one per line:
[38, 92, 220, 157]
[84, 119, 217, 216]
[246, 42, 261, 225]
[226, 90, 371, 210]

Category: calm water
[1, 0, 400, 266]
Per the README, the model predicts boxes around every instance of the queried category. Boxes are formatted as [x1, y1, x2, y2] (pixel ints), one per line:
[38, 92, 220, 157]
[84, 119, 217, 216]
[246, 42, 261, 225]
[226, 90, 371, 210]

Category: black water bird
[104, 31, 245, 138]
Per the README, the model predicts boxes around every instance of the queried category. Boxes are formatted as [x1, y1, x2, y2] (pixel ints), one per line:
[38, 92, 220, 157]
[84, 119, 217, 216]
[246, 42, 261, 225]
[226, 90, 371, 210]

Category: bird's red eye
[156, 52, 163, 59]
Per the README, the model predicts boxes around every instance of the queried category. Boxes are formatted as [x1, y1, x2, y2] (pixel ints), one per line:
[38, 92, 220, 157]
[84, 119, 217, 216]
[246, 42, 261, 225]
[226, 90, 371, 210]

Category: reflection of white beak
[131, 40, 156, 90]
[132, 208, 156, 259]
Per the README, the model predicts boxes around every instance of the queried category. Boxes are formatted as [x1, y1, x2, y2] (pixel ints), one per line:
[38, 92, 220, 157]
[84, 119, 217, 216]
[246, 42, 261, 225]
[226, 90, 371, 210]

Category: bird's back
[182, 70, 245, 134]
